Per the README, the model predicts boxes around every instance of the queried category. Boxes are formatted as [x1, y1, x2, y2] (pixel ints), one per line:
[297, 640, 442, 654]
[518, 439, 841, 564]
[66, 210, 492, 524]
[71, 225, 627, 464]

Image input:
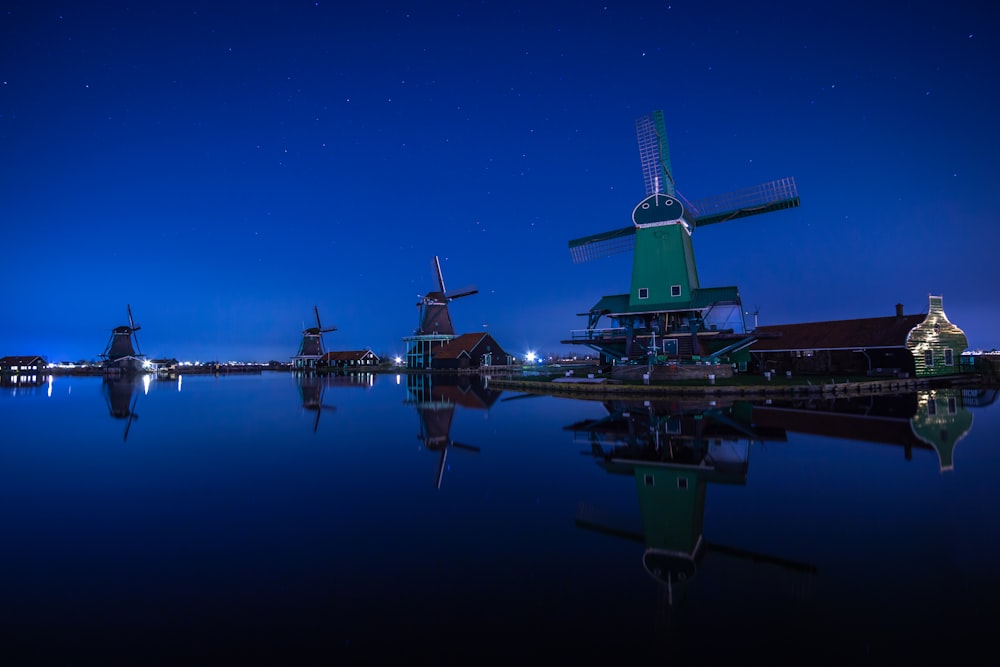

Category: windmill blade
[568, 225, 636, 264]
[432, 256, 446, 293]
[636, 110, 675, 197]
[127, 304, 136, 329]
[445, 284, 478, 300]
[133, 328, 142, 356]
[687, 177, 800, 228]
[314, 305, 322, 329]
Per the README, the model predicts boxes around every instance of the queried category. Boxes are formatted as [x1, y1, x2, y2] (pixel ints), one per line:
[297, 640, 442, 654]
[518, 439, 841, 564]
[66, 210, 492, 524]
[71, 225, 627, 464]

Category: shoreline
[486, 374, 981, 398]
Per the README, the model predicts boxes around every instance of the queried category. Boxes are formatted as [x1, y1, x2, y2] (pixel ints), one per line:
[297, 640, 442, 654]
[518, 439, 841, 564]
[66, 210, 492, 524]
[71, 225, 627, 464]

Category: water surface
[1, 372, 997, 664]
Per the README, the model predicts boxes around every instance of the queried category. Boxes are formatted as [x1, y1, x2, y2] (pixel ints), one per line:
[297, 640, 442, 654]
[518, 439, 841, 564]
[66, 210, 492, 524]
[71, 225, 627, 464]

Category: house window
[924, 350, 934, 367]
[638, 288, 649, 299]
[676, 477, 688, 490]
[945, 349, 954, 366]
[671, 285, 681, 297]
[948, 397, 957, 414]
[928, 400, 937, 416]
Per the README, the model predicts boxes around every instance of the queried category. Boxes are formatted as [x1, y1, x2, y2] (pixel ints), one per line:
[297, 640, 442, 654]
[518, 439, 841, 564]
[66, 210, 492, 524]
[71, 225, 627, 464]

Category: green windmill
[565, 110, 800, 362]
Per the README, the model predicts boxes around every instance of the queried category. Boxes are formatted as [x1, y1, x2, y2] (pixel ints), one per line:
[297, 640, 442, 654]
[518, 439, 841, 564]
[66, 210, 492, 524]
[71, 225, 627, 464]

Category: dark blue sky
[2, 1, 997, 362]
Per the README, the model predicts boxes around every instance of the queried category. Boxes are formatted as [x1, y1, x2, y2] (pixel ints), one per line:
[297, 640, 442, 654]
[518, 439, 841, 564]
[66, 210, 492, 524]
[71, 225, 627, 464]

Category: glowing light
[525, 351, 537, 363]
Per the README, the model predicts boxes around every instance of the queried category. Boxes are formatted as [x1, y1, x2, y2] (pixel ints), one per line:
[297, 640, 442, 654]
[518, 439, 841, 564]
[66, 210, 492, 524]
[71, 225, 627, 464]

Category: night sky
[2, 1, 997, 363]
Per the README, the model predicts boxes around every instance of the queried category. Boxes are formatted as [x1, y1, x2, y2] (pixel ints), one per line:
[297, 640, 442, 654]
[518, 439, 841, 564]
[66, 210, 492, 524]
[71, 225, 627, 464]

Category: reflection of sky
[1, 2, 997, 362]
[1, 374, 998, 661]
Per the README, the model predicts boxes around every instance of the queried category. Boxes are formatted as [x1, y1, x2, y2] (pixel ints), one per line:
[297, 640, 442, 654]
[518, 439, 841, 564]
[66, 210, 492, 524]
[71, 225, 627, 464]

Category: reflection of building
[567, 400, 804, 602]
[405, 374, 502, 488]
[749, 295, 970, 378]
[751, 389, 974, 472]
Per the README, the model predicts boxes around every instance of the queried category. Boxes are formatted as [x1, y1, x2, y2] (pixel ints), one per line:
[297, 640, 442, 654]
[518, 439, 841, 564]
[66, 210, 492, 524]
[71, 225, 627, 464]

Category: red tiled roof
[433, 333, 488, 360]
[751, 314, 925, 351]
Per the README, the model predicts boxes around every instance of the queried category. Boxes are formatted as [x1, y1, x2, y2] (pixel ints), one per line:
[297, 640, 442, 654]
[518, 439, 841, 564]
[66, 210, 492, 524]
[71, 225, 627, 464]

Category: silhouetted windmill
[101, 304, 146, 375]
[415, 256, 478, 336]
[293, 306, 337, 369]
[566, 110, 799, 361]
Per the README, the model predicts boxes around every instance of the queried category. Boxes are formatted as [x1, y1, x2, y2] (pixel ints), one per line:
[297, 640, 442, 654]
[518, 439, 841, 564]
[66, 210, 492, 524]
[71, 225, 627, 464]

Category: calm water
[1, 371, 998, 664]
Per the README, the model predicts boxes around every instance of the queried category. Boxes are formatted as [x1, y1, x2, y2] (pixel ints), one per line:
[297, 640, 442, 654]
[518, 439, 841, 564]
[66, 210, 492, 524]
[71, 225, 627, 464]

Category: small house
[321, 349, 381, 368]
[0, 355, 46, 374]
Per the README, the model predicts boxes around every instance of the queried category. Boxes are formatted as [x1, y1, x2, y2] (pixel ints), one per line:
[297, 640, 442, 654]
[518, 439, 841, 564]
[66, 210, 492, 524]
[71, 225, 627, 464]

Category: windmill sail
[688, 177, 800, 228]
[636, 110, 674, 196]
[568, 225, 637, 264]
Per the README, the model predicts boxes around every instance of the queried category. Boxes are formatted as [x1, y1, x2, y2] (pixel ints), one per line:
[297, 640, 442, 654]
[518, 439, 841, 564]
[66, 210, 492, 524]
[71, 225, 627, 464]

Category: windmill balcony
[569, 327, 626, 341]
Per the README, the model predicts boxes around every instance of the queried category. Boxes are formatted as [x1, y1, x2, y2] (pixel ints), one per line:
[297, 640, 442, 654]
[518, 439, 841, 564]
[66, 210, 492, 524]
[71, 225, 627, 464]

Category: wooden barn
[428, 333, 513, 370]
[749, 296, 969, 379]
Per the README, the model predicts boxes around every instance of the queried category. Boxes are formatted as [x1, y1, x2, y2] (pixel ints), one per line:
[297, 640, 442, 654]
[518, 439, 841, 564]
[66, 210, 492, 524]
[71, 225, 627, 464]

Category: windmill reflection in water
[405, 374, 500, 489]
[566, 399, 816, 606]
[102, 373, 150, 442]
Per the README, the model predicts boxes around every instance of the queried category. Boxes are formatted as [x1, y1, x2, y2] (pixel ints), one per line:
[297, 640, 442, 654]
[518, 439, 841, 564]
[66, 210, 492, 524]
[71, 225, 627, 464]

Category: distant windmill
[101, 304, 146, 375]
[566, 110, 799, 360]
[294, 306, 337, 369]
[415, 256, 478, 336]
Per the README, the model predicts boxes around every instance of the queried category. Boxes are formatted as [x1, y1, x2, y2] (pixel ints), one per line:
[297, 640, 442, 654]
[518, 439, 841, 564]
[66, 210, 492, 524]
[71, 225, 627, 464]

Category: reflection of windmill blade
[450, 441, 480, 453]
[688, 177, 800, 228]
[568, 225, 636, 264]
[445, 284, 478, 300]
[636, 110, 674, 196]
[703, 540, 818, 574]
[501, 392, 544, 402]
[123, 394, 138, 443]
[432, 256, 446, 293]
[313, 408, 321, 433]
[436, 448, 448, 489]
